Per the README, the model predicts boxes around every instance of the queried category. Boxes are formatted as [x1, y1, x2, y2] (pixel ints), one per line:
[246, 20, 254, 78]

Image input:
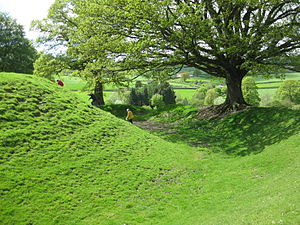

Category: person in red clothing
[56, 80, 64, 86]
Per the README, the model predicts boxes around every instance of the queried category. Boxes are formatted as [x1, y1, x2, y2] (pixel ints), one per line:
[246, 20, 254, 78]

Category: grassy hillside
[1, 73, 300, 225]
[0, 73, 195, 224]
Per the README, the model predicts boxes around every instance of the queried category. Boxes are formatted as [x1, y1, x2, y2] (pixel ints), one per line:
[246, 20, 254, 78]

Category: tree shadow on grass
[168, 107, 300, 156]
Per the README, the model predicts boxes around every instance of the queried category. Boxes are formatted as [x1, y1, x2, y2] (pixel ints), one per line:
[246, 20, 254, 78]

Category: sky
[0, 0, 55, 40]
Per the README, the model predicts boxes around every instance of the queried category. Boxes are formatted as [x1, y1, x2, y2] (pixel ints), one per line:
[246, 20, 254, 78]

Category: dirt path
[134, 120, 178, 134]
[134, 120, 209, 148]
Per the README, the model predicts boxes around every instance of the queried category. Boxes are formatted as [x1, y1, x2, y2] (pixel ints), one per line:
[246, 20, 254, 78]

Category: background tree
[32, 0, 119, 106]
[0, 12, 37, 74]
[128, 88, 140, 106]
[76, 0, 299, 114]
[275, 80, 300, 104]
[191, 84, 214, 106]
[151, 94, 165, 109]
[204, 88, 219, 106]
[128, 81, 176, 106]
[157, 82, 176, 105]
[180, 72, 190, 82]
[242, 77, 261, 106]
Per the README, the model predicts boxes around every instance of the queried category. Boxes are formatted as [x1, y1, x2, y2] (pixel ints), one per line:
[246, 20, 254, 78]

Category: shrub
[260, 94, 274, 107]
[214, 96, 225, 105]
[176, 95, 189, 105]
[275, 80, 300, 104]
[190, 84, 213, 106]
[204, 88, 218, 105]
[242, 77, 261, 106]
[151, 94, 164, 108]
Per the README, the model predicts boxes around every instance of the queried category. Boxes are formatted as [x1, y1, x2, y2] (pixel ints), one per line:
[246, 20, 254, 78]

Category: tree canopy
[0, 12, 37, 74]
[74, 0, 299, 111]
[34, 0, 300, 111]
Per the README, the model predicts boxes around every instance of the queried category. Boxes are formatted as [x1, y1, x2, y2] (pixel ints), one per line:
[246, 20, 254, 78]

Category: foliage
[204, 88, 219, 105]
[242, 77, 261, 106]
[0, 12, 37, 73]
[180, 72, 190, 82]
[176, 95, 189, 105]
[275, 80, 300, 104]
[157, 82, 176, 104]
[129, 81, 176, 106]
[70, 0, 300, 108]
[128, 88, 140, 106]
[151, 94, 165, 108]
[33, 53, 67, 81]
[190, 84, 214, 106]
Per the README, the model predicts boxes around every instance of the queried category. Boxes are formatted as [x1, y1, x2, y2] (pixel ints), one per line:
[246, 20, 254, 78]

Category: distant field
[175, 89, 196, 99]
[58, 72, 300, 101]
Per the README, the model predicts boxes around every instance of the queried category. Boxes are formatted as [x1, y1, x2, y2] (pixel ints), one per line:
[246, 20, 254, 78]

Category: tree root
[197, 103, 250, 119]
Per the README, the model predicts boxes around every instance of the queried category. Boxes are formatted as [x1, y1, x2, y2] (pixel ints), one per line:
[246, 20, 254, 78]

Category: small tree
[151, 94, 164, 109]
[204, 88, 219, 105]
[275, 80, 300, 104]
[180, 72, 190, 82]
[242, 77, 261, 106]
[157, 82, 176, 104]
[128, 89, 140, 106]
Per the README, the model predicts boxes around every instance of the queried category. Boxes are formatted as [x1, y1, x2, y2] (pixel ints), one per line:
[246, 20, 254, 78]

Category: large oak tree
[74, 0, 299, 112]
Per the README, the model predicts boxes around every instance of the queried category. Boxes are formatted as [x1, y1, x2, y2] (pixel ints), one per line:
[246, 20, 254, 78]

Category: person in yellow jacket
[126, 108, 134, 124]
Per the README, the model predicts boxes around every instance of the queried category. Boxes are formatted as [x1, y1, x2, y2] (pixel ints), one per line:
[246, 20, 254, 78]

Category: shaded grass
[152, 106, 300, 156]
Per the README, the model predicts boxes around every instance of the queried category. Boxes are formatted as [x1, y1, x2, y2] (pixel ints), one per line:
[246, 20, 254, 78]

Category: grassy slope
[0, 73, 195, 224]
[1, 73, 300, 225]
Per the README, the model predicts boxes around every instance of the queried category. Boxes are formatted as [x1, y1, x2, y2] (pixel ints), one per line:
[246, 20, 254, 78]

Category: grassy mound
[1, 73, 299, 225]
[0, 73, 195, 224]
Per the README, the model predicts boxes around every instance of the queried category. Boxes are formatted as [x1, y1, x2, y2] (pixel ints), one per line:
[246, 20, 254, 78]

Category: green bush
[190, 84, 214, 106]
[242, 77, 261, 106]
[275, 80, 300, 104]
[204, 88, 218, 105]
[151, 94, 165, 108]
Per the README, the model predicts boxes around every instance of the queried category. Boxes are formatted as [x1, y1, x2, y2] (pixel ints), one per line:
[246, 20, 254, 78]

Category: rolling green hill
[1, 73, 299, 225]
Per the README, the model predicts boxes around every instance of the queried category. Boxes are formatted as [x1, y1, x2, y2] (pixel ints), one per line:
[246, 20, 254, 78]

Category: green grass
[55, 72, 300, 102]
[174, 89, 196, 99]
[1, 73, 300, 225]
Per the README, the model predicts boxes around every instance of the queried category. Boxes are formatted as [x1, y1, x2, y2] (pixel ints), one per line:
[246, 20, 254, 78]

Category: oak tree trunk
[93, 80, 105, 106]
[202, 72, 250, 117]
[224, 75, 248, 108]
